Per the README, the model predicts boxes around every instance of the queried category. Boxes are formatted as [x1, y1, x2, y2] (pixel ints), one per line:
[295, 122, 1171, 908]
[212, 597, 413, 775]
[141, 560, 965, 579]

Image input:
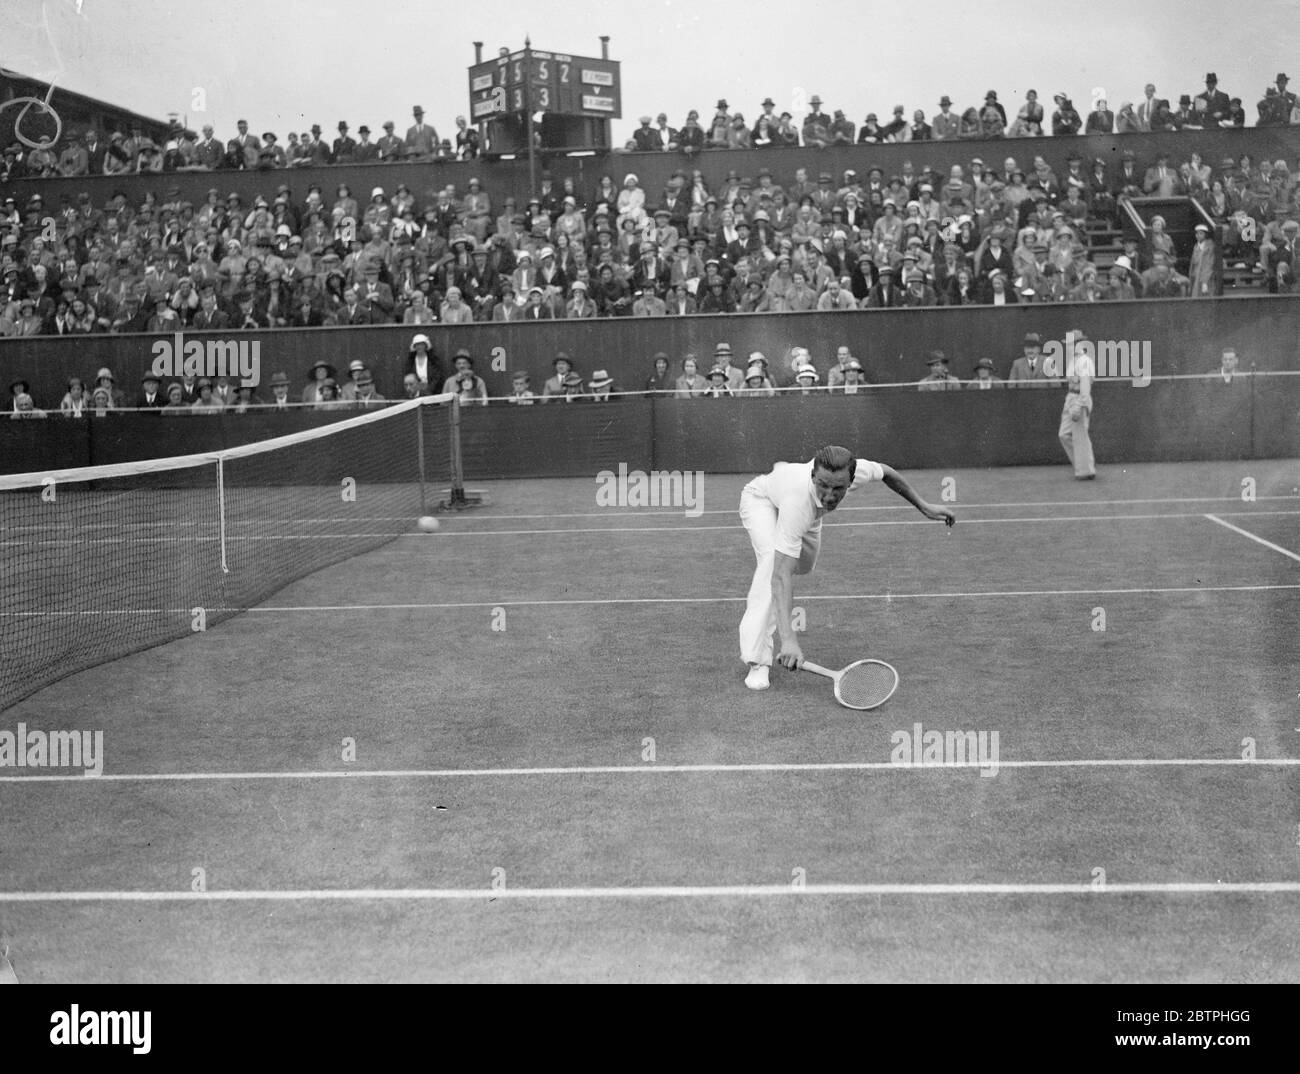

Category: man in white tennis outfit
[739, 445, 955, 690]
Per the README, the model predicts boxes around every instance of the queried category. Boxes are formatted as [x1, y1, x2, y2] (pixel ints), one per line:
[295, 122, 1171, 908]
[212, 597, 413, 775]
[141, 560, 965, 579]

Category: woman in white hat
[405, 334, 440, 392]
[615, 173, 646, 231]
[736, 362, 775, 398]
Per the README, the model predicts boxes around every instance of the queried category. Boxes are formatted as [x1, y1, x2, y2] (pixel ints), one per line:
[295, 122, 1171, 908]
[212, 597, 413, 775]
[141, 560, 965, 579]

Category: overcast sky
[9, 0, 1300, 144]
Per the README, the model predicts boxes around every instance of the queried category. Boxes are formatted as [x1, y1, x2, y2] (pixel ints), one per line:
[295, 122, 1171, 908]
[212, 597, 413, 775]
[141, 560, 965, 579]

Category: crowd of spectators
[627, 74, 1297, 152]
[3, 140, 1298, 341]
[2, 107, 480, 179]
[4, 73, 1298, 184]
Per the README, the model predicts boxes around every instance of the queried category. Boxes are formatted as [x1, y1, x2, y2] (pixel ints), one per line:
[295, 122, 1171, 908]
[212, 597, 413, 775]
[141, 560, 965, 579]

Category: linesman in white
[739, 446, 955, 690]
[1058, 330, 1097, 479]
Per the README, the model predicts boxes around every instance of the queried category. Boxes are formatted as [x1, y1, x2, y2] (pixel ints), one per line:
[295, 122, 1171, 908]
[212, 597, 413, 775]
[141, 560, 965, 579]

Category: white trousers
[1058, 394, 1095, 477]
[738, 489, 820, 665]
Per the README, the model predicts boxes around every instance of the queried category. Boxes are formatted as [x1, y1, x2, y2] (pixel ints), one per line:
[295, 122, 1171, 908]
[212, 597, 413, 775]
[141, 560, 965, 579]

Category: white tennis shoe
[745, 664, 770, 690]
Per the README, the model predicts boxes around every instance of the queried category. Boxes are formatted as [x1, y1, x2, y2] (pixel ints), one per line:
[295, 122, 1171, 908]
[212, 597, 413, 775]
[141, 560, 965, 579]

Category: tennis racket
[800, 658, 899, 710]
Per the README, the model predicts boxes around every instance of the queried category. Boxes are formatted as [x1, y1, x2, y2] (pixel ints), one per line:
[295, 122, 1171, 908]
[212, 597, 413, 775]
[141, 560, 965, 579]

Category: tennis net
[0, 393, 462, 712]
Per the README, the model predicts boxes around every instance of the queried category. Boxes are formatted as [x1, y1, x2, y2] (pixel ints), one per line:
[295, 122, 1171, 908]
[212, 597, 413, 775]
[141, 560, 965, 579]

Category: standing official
[1058, 332, 1097, 480]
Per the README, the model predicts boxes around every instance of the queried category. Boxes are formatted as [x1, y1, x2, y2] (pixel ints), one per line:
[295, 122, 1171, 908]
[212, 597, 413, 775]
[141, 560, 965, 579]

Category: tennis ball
[417, 515, 440, 533]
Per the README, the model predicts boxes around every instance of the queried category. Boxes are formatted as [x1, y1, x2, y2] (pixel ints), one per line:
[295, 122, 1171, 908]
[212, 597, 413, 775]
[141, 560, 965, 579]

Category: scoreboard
[468, 49, 621, 121]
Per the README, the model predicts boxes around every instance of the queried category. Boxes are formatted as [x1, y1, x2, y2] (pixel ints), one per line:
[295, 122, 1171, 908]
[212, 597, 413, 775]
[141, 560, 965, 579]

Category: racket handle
[799, 661, 836, 679]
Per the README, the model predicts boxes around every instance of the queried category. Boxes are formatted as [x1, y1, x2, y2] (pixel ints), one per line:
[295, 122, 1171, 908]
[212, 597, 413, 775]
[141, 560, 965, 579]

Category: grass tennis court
[2, 460, 1298, 982]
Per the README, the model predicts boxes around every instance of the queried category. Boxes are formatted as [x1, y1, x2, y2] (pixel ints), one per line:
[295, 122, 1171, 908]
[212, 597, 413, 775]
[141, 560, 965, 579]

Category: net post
[416, 400, 428, 516]
[216, 458, 229, 573]
[448, 395, 465, 504]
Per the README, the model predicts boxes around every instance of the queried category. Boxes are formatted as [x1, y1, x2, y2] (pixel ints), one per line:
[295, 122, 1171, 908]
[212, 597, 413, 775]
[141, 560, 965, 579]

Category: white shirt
[744, 457, 884, 557]
[1066, 350, 1096, 398]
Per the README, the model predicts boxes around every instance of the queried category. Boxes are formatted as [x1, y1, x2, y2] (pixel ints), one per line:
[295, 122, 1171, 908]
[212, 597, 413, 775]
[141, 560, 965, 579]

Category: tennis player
[739, 445, 956, 690]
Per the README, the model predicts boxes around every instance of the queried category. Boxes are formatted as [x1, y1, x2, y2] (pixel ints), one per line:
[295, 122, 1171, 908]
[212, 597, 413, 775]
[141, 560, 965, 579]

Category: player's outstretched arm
[880, 465, 956, 526]
[771, 552, 805, 669]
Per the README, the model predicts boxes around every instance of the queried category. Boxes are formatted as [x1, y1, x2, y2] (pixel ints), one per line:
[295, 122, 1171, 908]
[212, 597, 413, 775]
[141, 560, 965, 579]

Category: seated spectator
[440, 286, 474, 325]
[58, 377, 88, 417]
[1116, 101, 1142, 132]
[87, 387, 117, 416]
[1172, 94, 1200, 128]
[1149, 98, 1177, 131]
[1070, 263, 1108, 302]
[1207, 347, 1248, 384]
[264, 372, 294, 410]
[737, 361, 776, 398]
[675, 355, 707, 398]
[644, 353, 673, 397]
[825, 347, 857, 389]
[566, 280, 598, 319]
[160, 382, 189, 415]
[1145, 215, 1177, 264]
[556, 371, 586, 402]
[10, 392, 46, 418]
[450, 369, 488, 407]
[980, 100, 1006, 138]
[1051, 94, 1082, 135]
[593, 265, 631, 317]
[1140, 253, 1190, 298]
[506, 371, 535, 404]
[967, 358, 1005, 389]
[817, 275, 857, 310]
[632, 288, 666, 317]
[403, 290, 436, 325]
[1107, 257, 1139, 300]
[863, 264, 904, 307]
[698, 276, 735, 314]
[586, 370, 616, 403]
[441, 350, 486, 401]
[228, 384, 266, 413]
[136, 373, 165, 410]
[918, 351, 962, 390]
[793, 362, 820, 395]
[520, 285, 556, 320]
[302, 360, 338, 404]
[542, 353, 576, 402]
[677, 111, 705, 154]
[1085, 99, 1115, 133]
[314, 378, 351, 411]
[702, 366, 731, 399]
[191, 378, 226, 413]
[92, 368, 126, 409]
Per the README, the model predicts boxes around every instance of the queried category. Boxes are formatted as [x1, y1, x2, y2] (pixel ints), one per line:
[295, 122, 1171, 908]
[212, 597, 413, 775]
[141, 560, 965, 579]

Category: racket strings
[836, 661, 897, 709]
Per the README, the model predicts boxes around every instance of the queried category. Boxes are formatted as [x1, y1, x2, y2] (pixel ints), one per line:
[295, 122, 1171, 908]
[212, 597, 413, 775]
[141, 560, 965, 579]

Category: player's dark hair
[813, 445, 856, 481]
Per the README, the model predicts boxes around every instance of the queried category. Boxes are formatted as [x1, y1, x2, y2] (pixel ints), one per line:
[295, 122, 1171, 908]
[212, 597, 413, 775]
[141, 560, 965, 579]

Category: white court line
[2, 582, 1297, 617]
[6, 510, 1300, 545]
[1205, 514, 1300, 565]
[0, 881, 1296, 903]
[6, 494, 1298, 530]
[1, 757, 1296, 784]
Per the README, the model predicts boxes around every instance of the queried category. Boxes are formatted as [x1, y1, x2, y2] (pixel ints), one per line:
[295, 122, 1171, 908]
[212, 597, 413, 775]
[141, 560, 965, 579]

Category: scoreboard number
[560, 62, 570, 82]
